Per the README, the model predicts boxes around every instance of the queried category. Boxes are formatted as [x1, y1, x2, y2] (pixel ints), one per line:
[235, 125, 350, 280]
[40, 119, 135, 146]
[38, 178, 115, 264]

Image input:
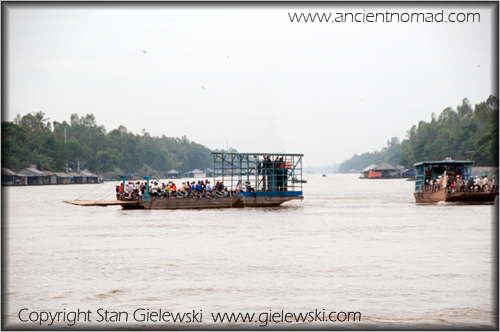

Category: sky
[4, 2, 497, 167]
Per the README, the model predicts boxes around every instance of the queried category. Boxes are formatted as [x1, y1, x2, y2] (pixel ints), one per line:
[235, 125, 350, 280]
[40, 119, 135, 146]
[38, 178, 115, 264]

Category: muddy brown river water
[2, 174, 497, 329]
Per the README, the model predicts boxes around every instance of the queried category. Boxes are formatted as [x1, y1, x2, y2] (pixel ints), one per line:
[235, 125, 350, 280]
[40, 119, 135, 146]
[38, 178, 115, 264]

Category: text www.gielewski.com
[288, 10, 480, 23]
[211, 309, 361, 327]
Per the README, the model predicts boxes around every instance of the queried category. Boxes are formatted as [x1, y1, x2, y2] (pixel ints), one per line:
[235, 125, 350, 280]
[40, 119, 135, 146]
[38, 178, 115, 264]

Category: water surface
[2, 174, 497, 329]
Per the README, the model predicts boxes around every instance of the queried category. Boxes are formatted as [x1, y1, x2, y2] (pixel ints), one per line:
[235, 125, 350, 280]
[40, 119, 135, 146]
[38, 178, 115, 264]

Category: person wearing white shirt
[151, 182, 159, 196]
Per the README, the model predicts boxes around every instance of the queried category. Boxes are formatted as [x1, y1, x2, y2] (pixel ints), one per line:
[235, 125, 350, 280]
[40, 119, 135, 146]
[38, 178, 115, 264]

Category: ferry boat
[65, 152, 304, 209]
[413, 158, 498, 203]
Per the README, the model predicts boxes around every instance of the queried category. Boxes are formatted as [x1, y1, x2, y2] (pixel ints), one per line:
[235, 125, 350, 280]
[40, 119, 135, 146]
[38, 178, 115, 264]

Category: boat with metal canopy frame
[64, 152, 304, 209]
[413, 158, 498, 203]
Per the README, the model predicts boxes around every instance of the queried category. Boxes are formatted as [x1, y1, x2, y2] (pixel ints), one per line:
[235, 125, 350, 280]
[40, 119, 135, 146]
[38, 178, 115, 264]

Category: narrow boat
[413, 158, 498, 203]
[64, 152, 304, 209]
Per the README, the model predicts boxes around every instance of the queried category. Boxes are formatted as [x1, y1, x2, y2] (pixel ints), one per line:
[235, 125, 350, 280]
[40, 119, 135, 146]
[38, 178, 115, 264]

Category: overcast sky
[4, 3, 497, 167]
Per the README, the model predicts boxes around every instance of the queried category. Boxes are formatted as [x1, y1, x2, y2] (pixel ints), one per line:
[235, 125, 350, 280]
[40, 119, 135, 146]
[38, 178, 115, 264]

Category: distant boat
[322, 174, 327, 177]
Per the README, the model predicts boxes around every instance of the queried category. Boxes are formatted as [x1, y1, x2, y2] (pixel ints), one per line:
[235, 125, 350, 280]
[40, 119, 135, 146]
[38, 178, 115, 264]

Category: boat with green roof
[413, 158, 498, 203]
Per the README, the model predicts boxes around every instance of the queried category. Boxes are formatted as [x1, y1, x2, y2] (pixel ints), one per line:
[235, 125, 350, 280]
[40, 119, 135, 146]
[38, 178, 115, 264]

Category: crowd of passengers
[115, 179, 254, 200]
[259, 156, 291, 191]
[424, 172, 497, 193]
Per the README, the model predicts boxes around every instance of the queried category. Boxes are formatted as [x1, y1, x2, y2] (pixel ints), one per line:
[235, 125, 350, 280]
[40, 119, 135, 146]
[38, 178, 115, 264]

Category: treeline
[338, 95, 498, 171]
[1, 113, 215, 177]
[337, 137, 402, 173]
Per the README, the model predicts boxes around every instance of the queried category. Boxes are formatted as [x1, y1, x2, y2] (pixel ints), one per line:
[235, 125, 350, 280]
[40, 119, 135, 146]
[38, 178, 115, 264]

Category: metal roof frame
[211, 152, 304, 157]
[414, 160, 473, 167]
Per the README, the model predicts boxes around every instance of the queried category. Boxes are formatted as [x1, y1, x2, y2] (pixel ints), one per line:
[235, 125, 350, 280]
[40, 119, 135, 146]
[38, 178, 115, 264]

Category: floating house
[18, 167, 50, 185]
[185, 169, 205, 178]
[54, 172, 73, 184]
[166, 169, 181, 179]
[99, 172, 121, 182]
[42, 171, 58, 184]
[1, 168, 27, 185]
[366, 163, 403, 179]
[67, 172, 84, 184]
[3, 167, 99, 186]
[402, 169, 416, 180]
[360, 164, 377, 179]
[203, 168, 214, 177]
[79, 171, 99, 183]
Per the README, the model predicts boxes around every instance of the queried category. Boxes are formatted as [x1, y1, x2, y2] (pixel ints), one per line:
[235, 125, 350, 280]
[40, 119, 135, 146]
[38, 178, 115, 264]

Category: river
[2, 174, 497, 329]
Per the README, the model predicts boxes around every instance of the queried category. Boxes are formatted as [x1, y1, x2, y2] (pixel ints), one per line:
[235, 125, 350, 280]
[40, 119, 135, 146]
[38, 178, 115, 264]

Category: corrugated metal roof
[361, 164, 377, 172]
[372, 163, 398, 171]
[80, 171, 97, 177]
[67, 172, 83, 177]
[413, 160, 473, 167]
[21, 167, 47, 176]
[54, 172, 73, 178]
[1, 167, 25, 176]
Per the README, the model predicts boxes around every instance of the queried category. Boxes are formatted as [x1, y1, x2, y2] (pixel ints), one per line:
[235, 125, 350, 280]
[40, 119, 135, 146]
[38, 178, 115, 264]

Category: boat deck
[63, 193, 303, 209]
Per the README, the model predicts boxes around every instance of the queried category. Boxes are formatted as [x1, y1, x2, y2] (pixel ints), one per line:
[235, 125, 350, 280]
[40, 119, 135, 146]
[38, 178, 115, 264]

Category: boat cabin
[211, 152, 304, 198]
[414, 158, 472, 193]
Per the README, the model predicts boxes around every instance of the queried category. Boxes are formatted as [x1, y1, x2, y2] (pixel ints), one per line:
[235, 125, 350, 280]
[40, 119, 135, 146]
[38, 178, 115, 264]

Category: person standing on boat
[482, 175, 489, 192]
[492, 174, 497, 193]
[206, 180, 212, 193]
[195, 181, 203, 197]
[118, 183, 124, 199]
[115, 185, 120, 200]
[151, 182, 159, 196]
[467, 176, 474, 192]
[455, 175, 462, 192]
[124, 183, 130, 197]
[474, 176, 481, 191]
[265, 156, 272, 191]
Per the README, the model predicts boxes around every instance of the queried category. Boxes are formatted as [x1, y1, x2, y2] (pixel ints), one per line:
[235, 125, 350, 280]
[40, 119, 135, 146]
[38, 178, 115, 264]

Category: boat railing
[446, 184, 499, 194]
[422, 185, 442, 193]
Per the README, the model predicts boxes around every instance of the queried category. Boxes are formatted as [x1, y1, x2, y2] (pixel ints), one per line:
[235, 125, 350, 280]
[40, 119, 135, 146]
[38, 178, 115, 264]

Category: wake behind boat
[64, 152, 304, 209]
